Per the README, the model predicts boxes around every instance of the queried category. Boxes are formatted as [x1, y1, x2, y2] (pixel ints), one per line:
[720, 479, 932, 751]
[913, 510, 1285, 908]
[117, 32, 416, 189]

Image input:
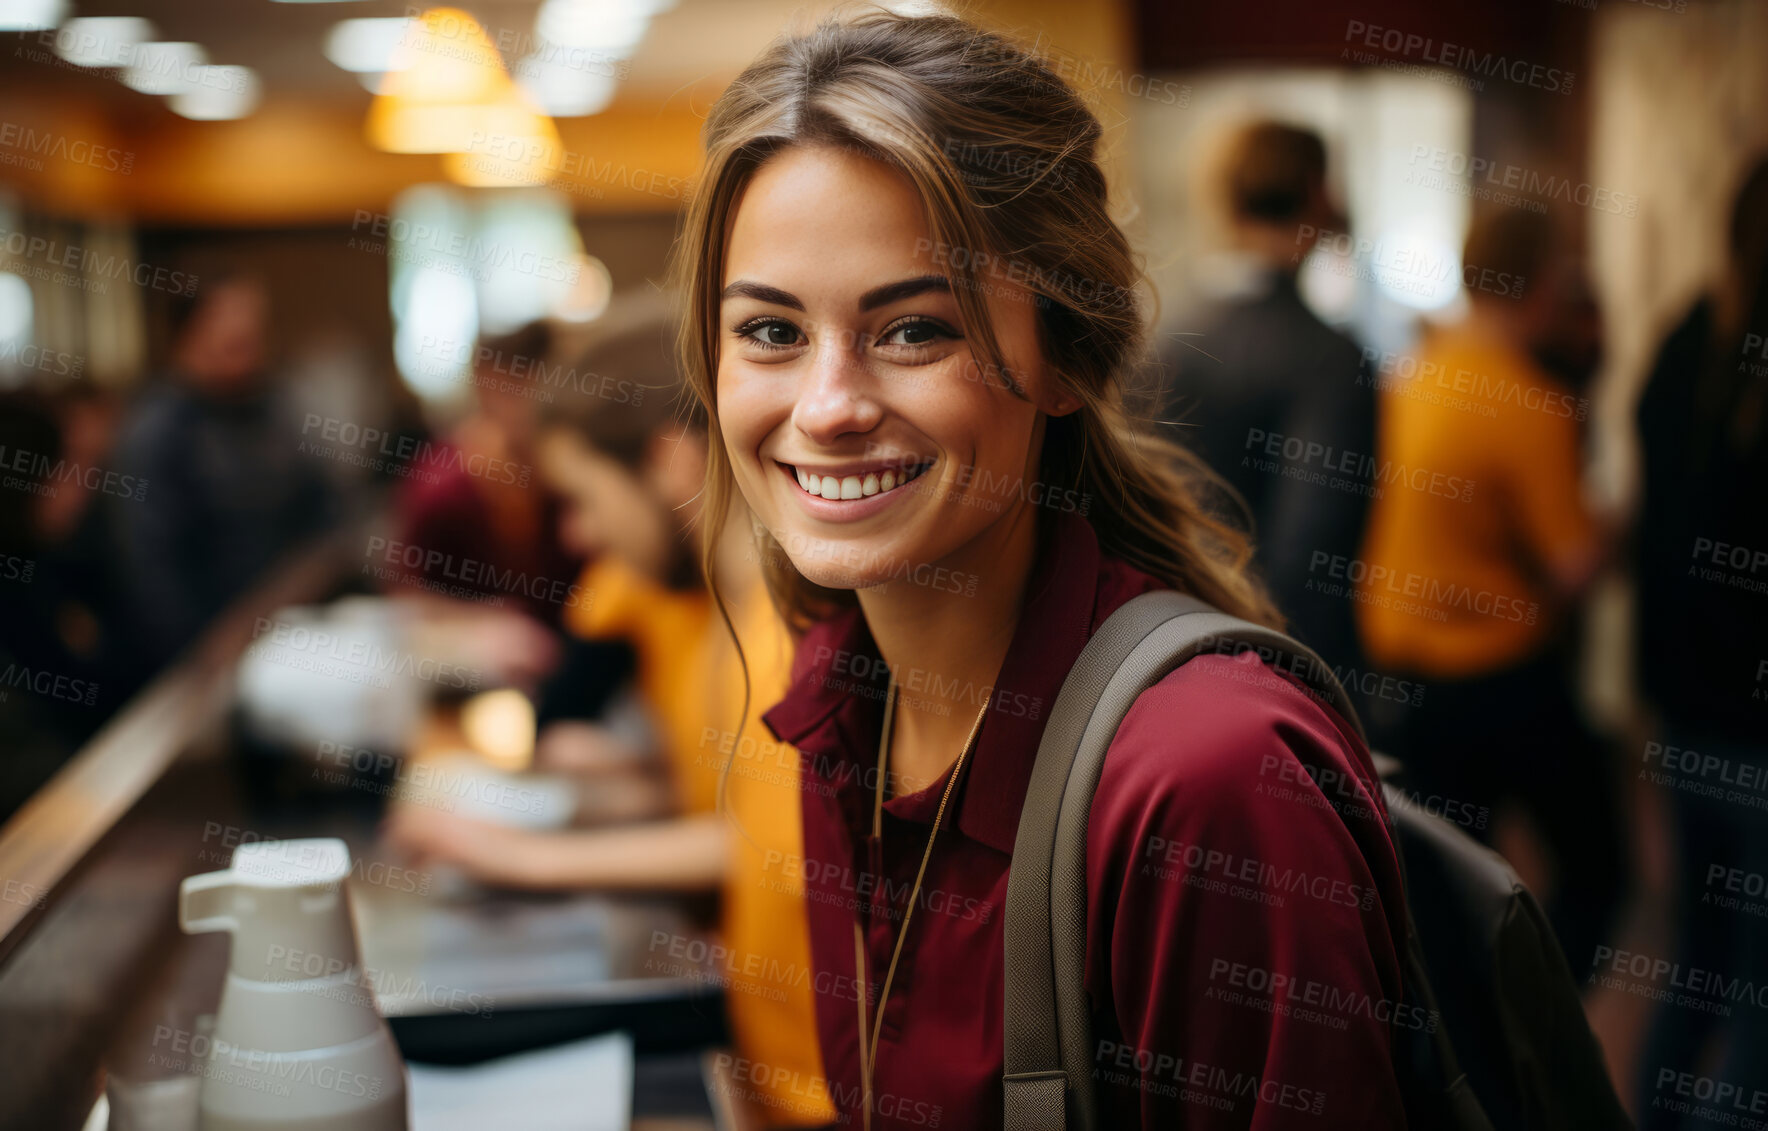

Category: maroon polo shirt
[762, 511, 1410, 1129]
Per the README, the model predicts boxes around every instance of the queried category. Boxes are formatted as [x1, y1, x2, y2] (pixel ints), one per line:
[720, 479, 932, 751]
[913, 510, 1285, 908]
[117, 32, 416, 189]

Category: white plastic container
[179, 838, 409, 1131]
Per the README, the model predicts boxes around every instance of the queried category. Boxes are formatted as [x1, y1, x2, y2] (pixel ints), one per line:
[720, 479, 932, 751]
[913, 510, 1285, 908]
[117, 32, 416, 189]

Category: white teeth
[793, 463, 927, 500]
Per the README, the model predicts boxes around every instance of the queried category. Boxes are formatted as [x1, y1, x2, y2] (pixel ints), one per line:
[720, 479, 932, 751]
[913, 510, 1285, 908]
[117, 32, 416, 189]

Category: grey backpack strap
[1002, 590, 1363, 1131]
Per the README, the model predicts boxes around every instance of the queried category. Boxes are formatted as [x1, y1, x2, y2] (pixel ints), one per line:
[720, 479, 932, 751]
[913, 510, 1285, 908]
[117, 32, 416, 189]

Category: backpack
[1000, 590, 1632, 1130]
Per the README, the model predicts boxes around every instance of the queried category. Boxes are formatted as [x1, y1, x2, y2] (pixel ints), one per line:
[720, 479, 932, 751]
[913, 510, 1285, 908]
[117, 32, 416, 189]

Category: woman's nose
[790, 331, 882, 444]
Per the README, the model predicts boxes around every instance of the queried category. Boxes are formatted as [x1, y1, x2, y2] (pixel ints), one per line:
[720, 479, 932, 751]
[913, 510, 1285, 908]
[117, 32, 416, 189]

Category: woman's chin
[782, 553, 891, 593]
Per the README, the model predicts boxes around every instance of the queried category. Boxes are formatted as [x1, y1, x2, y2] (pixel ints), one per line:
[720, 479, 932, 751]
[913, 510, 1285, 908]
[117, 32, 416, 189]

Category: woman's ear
[1033, 378, 1082, 418]
[1044, 392, 1082, 417]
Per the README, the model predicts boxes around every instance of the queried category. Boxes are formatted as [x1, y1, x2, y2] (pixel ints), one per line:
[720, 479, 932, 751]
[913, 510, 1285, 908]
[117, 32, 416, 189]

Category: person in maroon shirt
[669, 11, 1412, 1129]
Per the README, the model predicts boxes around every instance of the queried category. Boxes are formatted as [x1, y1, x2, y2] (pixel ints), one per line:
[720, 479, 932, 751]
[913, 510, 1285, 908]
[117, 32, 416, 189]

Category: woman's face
[716, 143, 1069, 592]
[538, 429, 676, 582]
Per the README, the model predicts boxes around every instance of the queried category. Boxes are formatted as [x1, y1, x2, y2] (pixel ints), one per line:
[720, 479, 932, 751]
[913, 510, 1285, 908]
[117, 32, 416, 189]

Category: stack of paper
[406, 1031, 633, 1130]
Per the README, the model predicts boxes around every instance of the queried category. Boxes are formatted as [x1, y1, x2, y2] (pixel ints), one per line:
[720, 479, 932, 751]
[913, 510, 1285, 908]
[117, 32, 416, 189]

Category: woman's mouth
[784, 459, 931, 501]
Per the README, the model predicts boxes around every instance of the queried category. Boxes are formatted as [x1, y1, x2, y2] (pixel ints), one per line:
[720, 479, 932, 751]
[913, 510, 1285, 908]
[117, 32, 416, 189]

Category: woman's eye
[736, 318, 803, 350]
[878, 318, 956, 350]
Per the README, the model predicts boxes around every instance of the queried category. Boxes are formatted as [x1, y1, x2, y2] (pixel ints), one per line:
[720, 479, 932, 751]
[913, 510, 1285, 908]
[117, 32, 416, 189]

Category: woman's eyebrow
[858, 274, 950, 312]
[721, 280, 804, 310]
[719, 274, 951, 313]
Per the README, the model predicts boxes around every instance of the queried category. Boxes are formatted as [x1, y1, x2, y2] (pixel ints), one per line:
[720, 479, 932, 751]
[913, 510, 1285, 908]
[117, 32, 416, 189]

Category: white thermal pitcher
[179, 838, 409, 1131]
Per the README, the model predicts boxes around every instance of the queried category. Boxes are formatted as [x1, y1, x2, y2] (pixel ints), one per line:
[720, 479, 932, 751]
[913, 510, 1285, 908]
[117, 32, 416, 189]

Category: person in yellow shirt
[388, 315, 832, 1127]
[1355, 208, 1622, 978]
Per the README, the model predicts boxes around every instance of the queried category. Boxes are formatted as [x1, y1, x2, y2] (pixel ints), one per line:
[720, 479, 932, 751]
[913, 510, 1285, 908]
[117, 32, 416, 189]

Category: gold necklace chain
[852, 673, 991, 1131]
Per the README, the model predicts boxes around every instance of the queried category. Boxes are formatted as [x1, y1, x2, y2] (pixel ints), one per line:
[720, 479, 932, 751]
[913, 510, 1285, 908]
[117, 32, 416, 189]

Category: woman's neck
[855, 502, 1043, 798]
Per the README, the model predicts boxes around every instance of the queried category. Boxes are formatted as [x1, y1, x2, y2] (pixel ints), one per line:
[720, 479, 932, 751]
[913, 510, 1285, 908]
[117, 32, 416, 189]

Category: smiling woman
[669, 10, 1413, 1131]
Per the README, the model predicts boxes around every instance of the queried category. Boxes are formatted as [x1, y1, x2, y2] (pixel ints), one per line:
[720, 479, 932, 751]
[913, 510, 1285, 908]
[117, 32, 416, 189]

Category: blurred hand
[409, 605, 560, 689]
[535, 720, 646, 775]
[382, 804, 553, 889]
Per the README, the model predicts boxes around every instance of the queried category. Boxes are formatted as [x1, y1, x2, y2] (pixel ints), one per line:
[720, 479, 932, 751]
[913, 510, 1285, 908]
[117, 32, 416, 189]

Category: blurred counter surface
[0, 520, 732, 1131]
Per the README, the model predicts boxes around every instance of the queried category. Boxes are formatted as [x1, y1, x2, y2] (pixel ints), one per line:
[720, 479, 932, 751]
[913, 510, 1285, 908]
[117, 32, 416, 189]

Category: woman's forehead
[725, 145, 940, 290]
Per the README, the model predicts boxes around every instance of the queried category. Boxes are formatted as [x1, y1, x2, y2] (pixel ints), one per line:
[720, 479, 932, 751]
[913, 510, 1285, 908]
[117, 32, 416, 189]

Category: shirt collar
[762, 509, 1154, 855]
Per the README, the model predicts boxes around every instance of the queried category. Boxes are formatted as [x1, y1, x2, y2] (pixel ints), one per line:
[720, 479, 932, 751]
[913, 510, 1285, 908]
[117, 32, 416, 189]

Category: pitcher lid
[232, 837, 351, 887]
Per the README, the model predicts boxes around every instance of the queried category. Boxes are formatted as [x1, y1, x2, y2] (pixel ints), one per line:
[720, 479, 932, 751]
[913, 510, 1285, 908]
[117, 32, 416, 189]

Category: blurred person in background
[389, 319, 580, 625]
[381, 319, 588, 702]
[1633, 156, 1768, 1123]
[1159, 121, 1375, 680]
[109, 274, 337, 669]
[0, 385, 129, 812]
[386, 316, 832, 1129]
[1356, 208, 1624, 979]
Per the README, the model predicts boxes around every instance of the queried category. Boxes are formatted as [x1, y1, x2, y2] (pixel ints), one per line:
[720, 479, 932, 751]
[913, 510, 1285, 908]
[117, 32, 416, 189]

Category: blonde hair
[671, 8, 1278, 634]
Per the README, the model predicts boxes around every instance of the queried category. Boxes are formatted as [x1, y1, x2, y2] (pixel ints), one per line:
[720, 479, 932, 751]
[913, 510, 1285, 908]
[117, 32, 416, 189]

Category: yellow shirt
[566, 557, 833, 1125]
[1356, 326, 1595, 679]
[567, 558, 722, 813]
